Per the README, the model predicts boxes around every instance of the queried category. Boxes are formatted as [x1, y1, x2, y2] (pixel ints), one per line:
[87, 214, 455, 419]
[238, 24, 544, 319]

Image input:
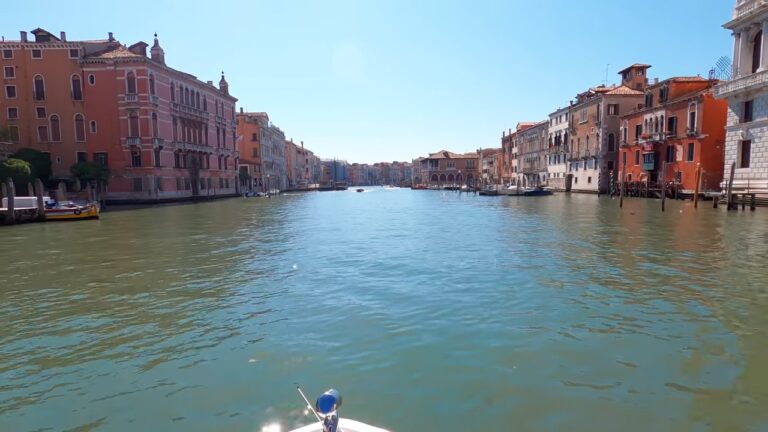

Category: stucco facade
[547, 107, 569, 190]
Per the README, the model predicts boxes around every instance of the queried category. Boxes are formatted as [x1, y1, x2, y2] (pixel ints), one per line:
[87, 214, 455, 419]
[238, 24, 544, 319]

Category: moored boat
[45, 201, 100, 220]
[523, 186, 554, 196]
[356, 188, 364, 193]
[479, 185, 499, 196]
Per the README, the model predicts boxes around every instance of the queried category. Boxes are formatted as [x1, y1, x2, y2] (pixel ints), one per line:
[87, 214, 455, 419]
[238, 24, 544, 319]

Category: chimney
[60, 31, 67, 41]
[240, 107, 244, 114]
[207, 80, 213, 86]
[108, 32, 114, 42]
[20, 31, 27, 42]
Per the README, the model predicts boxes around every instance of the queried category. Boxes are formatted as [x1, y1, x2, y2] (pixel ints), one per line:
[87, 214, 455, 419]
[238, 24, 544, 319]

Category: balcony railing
[171, 102, 209, 119]
[152, 138, 164, 147]
[714, 68, 768, 98]
[150, 95, 159, 105]
[125, 94, 138, 103]
[126, 137, 141, 146]
[734, 0, 766, 20]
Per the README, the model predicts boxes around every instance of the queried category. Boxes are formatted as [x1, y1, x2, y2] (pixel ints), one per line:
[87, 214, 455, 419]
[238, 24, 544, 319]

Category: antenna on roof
[604, 63, 611, 86]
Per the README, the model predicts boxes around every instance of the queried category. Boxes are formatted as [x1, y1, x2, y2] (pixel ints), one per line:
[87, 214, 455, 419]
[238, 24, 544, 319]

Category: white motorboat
[506, 185, 524, 196]
[289, 387, 390, 432]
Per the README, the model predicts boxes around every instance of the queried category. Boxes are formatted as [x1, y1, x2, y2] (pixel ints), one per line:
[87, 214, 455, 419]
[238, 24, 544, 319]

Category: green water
[1, 189, 767, 431]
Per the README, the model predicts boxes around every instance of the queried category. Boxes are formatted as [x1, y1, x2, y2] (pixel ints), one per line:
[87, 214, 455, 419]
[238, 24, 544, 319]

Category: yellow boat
[45, 201, 100, 221]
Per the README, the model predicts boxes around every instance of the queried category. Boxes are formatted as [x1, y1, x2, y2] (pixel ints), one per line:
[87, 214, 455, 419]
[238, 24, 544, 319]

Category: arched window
[126, 71, 137, 94]
[33, 75, 45, 100]
[71, 74, 83, 100]
[74, 114, 85, 142]
[50, 115, 61, 141]
[90, 120, 97, 134]
[660, 115, 665, 133]
[170, 83, 175, 101]
[753, 30, 763, 74]
[608, 133, 615, 152]
[152, 113, 159, 137]
[185, 88, 190, 105]
[196, 91, 200, 109]
[129, 112, 140, 137]
[654, 117, 659, 133]
[203, 96, 207, 111]
[149, 73, 156, 95]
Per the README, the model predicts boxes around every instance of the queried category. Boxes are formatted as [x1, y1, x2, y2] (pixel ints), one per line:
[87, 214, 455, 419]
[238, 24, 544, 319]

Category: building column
[738, 29, 751, 77]
[761, 20, 768, 71]
[733, 31, 741, 77]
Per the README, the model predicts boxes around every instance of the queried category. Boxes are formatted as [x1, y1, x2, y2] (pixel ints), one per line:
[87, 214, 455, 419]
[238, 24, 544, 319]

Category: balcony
[150, 95, 159, 105]
[733, 0, 767, 20]
[126, 137, 141, 146]
[714, 68, 768, 99]
[125, 94, 139, 103]
[171, 102, 209, 120]
[152, 138, 164, 148]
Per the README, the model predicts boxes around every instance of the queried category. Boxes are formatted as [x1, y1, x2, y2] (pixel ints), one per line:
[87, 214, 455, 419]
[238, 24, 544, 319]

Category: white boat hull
[290, 418, 390, 432]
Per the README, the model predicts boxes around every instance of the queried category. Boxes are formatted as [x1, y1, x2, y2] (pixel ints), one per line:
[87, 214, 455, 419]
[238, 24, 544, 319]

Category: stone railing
[125, 137, 141, 146]
[125, 94, 138, 103]
[734, 0, 767, 20]
[715, 68, 768, 98]
[171, 102, 209, 119]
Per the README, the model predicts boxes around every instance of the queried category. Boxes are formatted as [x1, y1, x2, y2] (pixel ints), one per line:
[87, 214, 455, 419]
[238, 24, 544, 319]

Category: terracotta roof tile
[605, 85, 644, 95]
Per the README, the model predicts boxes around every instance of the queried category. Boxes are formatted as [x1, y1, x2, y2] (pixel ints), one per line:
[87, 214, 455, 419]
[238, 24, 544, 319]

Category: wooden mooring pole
[619, 162, 625, 208]
[5, 177, 15, 224]
[726, 161, 736, 211]
[661, 162, 666, 212]
[34, 178, 45, 221]
[693, 165, 701, 209]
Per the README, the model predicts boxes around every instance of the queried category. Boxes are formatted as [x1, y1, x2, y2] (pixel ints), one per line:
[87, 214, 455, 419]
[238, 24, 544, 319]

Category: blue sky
[2, 0, 734, 164]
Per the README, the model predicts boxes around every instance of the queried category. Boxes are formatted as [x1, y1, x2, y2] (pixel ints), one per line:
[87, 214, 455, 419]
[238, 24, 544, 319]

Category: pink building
[83, 35, 239, 202]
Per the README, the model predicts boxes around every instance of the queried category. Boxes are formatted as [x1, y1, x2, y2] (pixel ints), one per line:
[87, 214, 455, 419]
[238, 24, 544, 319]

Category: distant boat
[479, 185, 499, 196]
[356, 188, 364, 193]
[45, 201, 100, 220]
[335, 182, 348, 191]
[506, 185, 523, 196]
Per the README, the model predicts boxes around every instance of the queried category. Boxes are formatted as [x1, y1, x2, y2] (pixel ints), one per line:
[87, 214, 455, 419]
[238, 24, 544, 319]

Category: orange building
[618, 77, 727, 194]
[1, 29, 114, 179]
[1, 28, 239, 203]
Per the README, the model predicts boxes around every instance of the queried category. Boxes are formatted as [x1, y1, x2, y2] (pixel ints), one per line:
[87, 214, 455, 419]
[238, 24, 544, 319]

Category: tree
[10, 148, 52, 184]
[0, 158, 32, 187]
[70, 161, 110, 186]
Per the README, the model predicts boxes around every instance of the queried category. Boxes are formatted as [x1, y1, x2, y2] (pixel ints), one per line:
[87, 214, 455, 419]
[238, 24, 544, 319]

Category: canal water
[1, 189, 767, 432]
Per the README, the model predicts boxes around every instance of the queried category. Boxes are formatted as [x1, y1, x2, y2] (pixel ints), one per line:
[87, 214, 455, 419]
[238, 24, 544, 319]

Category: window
[622, 151, 627, 167]
[71, 75, 83, 100]
[744, 100, 754, 123]
[688, 106, 697, 133]
[251, 133, 258, 141]
[607, 104, 619, 116]
[627, 174, 632, 181]
[90, 120, 97, 134]
[38, 125, 49, 142]
[50, 115, 61, 141]
[634, 150, 640, 166]
[196, 92, 200, 109]
[133, 177, 143, 192]
[753, 31, 763, 74]
[606, 161, 614, 171]
[6, 85, 17, 98]
[659, 86, 669, 103]
[76, 151, 87, 163]
[88, 74, 95, 86]
[74, 114, 85, 142]
[185, 88, 190, 105]
[8, 125, 19, 142]
[36, 107, 46, 118]
[69, 48, 80, 59]
[666, 145, 675, 163]
[33, 75, 45, 100]
[667, 116, 677, 136]
[94, 152, 108, 167]
[154, 148, 162, 167]
[203, 96, 208, 111]
[645, 92, 653, 107]
[129, 112, 139, 137]
[131, 150, 142, 167]
[174, 151, 182, 168]
[2, 49, 12, 59]
[739, 140, 751, 168]
[152, 113, 159, 137]
[579, 109, 587, 123]
[3, 66, 14, 78]
[149, 74, 156, 95]
[607, 133, 615, 152]
[635, 124, 642, 140]
[588, 176, 592, 183]
[126, 72, 137, 94]
[686, 143, 694, 162]
[171, 83, 175, 101]
[31, 49, 42, 59]
[7, 107, 18, 119]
